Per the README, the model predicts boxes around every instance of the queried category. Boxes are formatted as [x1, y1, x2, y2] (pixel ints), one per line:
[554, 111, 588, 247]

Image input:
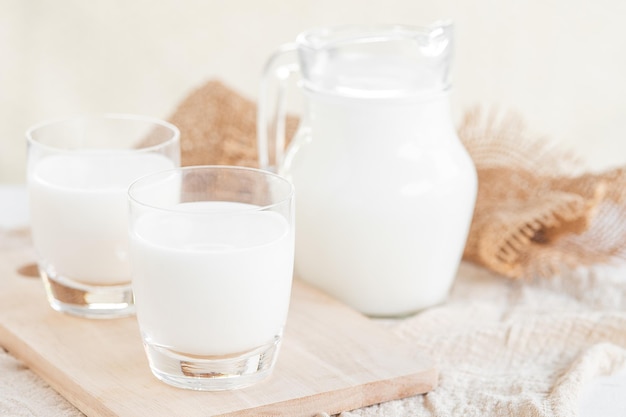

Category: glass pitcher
[258, 22, 477, 317]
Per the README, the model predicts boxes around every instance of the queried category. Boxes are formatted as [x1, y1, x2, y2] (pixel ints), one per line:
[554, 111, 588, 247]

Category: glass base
[39, 267, 135, 319]
[144, 336, 282, 391]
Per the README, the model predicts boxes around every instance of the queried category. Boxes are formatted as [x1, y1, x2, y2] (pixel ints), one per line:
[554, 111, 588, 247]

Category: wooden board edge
[0, 322, 115, 417]
[217, 368, 439, 417]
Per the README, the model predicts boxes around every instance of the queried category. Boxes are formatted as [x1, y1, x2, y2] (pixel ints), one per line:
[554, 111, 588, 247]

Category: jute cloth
[2, 80, 626, 416]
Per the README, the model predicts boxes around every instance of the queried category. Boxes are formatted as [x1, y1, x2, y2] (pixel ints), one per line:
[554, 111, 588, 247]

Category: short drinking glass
[128, 166, 295, 390]
[26, 114, 180, 318]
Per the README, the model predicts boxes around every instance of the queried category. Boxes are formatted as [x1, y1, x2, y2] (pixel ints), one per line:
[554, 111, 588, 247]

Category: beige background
[1, 0, 625, 183]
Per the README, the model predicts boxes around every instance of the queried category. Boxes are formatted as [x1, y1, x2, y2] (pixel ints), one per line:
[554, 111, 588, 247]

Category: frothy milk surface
[130, 202, 294, 356]
[28, 153, 176, 285]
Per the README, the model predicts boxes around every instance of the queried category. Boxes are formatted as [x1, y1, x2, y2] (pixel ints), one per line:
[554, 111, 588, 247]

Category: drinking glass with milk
[26, 114, 180, 319]
[258, 22, 477, 317]
[127, 166, 295, 391]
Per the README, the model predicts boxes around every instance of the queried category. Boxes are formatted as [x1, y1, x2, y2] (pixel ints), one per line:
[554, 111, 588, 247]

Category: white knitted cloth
[2, 251, 626, 416]
[342, 262, 626, 417]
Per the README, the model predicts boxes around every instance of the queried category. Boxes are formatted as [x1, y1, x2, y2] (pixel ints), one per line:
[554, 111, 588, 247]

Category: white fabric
[342, 262, 626, 417]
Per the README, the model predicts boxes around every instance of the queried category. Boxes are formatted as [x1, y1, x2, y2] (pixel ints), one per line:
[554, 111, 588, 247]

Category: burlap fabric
[169, 80, 299, 168]
[169, 80, 626, 280]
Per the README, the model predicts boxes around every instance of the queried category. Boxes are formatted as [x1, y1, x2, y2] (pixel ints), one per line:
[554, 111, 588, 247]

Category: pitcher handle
[257, 43, 299, 173]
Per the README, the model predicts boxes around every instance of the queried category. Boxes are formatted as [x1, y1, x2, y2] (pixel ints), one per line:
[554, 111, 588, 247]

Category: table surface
[2, 184, 626, 416]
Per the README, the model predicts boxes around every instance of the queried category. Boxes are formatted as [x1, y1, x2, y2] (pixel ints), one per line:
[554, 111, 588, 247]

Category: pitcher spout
[295, 22, 455, 98]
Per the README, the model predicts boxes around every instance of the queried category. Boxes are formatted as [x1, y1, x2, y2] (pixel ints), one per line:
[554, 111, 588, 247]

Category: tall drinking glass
[26, 114, 180, 319]
[128, 166, 295, 390]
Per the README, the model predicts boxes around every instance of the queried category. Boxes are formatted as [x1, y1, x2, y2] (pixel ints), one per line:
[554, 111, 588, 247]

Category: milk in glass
[284, 92, 476, 316]
[129, 202, 294, 355]
[29, 153, 176, 285]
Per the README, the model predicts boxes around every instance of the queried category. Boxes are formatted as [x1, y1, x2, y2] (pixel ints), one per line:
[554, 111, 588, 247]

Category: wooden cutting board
[0, 230, 437, 417]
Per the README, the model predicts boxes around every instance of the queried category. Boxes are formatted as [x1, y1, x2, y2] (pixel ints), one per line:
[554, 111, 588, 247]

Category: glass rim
[128, 165, 295, 214]
[296, 21, 453, 50]
[25, 112, 180, 154]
